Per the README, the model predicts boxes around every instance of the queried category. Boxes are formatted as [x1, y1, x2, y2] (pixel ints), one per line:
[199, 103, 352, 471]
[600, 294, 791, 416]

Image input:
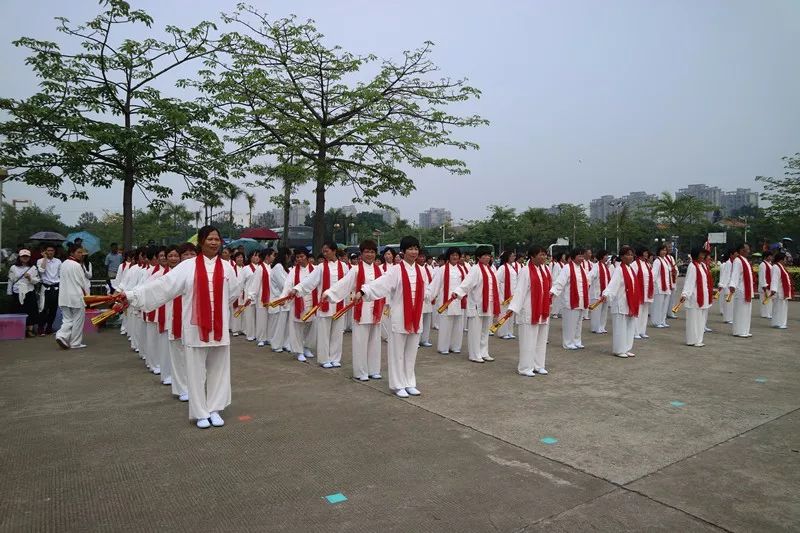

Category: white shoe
[704, 327, 713, 332]
[356, 376, 369, 382]
[119, 329, 126, 335]
[246, 336, 255, 342]
[693, 343, 705, 347]
[501, 334, 513, 340]
[452, 349, 461, 354]
[668, 314, 678, 319]
[232, 332, 240, 337]
[519, 370, 536, 377]
[626, 352, 636, 357]
[272, 347, 283, 353]
[536, 368, 549, 375]
[778, 325, 788, 329]
[162, 377, 172, 385]
[257, 341, 266, 347]
[297, 354, 307, 362]
[438, 351, 450, 355]
[331, 362, 342, 368]
[179, 393, 189, 402]
[395, 389, 410, 398]
[634, 335, 642, 339]
[304, 349, 315, 358]
[209, 412, 224, 427]
[419, 341, 433, 347]
[488, 332, 494, 336]
[575, 344, 585, 349]
[641, 334, 649, 339]
[614, 353, 629, 358]
[406, 387, 421, 396]
[509, 334, 517, 339]
[196, 418, 211, 429]
[662, 323, 671, 328]
[321, 362, 334, 369]
[564, 344, 578, 350]
[72, 344, 87, 349]
[152, 366, 161, 375]
[655, 324, 666, 328]
[482, 355, 495, 362]
[369, 374, 382, 380]
[470, 358, 485, 363]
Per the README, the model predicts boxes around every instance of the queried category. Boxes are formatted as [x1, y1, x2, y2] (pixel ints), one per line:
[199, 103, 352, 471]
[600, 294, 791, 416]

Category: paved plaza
[1, 303, 798, 532]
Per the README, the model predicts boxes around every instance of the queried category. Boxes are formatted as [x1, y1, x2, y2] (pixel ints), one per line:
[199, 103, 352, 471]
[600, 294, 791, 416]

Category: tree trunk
[312, 150, 327, 254]
[282, 177, 291, 249]
[122, 171, 134, 249]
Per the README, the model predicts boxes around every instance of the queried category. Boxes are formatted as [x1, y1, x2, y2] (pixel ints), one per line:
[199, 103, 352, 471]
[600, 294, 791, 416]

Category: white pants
[169, 339, 188, 397]
[145, 322, 159, 369]
[387, 331, 420, 390]
[498, 304, 515, 337]
[590, 301, 608, 333]
[635, 302, 651, 336]
[380, 311, 390, 341]
[685, 307, 708, 345]
[352, 322, 381, 378]
[289, 319, 313, 355]
[732, 296, 752, 336]
[129, 313, 143, 352]
[316, 316, 345, 364]
[56, 306, 84, 348]
[120, 310, 128, 335]
[254, 304, 269, 342]
[419, 312, 432, 344]
[561, 308, 584, 348]
[230, 303, 242, 333]
[760, 293, 773, 318]
[243, 305, 256, 339]
[669, 287, 681, 317]
[611, 313, 635, 355]
[771, 299, 788, 328]
[184, 345, 231, 421]
[432, 310, 440, 330]
[651, 294, 671, 326]
[518, 323, 548, 373]
[720, 295, 733, 322]
[270, 311, 290, 349]
[551, 297, 562, 317]
[467, 315, 492, 361]
[437, 314, 464, 353]
[158, 331, 171, 382]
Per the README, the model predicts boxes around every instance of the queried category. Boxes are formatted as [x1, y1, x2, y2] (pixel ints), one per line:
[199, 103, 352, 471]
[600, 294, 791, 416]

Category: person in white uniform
[550, 253, 567, 318]
[633, 247, 654, 339]
[245, 248, 275, 347]
[496, 250, 519, 340]
[769, 251, 793, 329]
[166, 243, 197, 402]
[679, 247, 714, 347]
[718, 250, 737, 323]
[728, 243, 754, 338]
[281, 248, 317, 362]
[550, 248, 589, 350]
[37, 244, 62, 336]
[353, 236, 432, 398]
[416, 250, 435, 347]
[268, 248, 292, 352]
[452, 246, 501, 363]
[55, 243, 91, 350]
[509, 245, 552, 376]
[758, 250, 774, 319]
[650, 244, 674, 328]
[122, 225, 242, 429]
[600, 245, 639, 358]
[241, 251, 261, 341]
[429, 247, 467, 355]
[588, 250, 611, 334]
[323, 239, 386, 381]
[229, 251, 246, 336]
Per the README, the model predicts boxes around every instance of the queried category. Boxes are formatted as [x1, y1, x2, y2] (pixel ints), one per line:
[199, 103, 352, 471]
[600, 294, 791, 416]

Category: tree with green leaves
[222, 182, 243, 225]
[244, 192, 256, 227]
[190, 5, 487, 252]
[0, 0, 226, 248]
[756, 153, 800, 220]
[647, 192, 714, 242]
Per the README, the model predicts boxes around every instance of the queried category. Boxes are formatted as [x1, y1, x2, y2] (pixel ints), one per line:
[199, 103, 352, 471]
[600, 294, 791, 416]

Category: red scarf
[658, 257, 671, 291]
[568, 261, 589, 310]
[401, 262, 424, 333]
[738, 256, 753, 302]
[259, 264, 270, 306]
[635, 259, 654, 303]
[354, 262, 384, 323]
[529, 263, 552, 324]
[293, 264, 317, 319]
[693, 261, 712, 307]
[443, 262, 468, 309]
[145, 265, 161, 322]
[157, 266, 170, 332]
[778, 263, 793, 299]
[119, 262, 128, 273]
[621, 263, 640, 317]
[763, 261, 772, 287]
[233, 264, 239, 276]
[479, 263, 501, 315]
[192, 255, 224, 342]
[598, 261, 610, 293]
[502, 264, 515, 301]
[320, 261, 345, 313]
[171, 296, 182, 339]
[424, 264, 433, 283]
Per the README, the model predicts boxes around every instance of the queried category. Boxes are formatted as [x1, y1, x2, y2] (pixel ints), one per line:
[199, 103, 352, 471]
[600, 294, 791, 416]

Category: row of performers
[113, 229, 793, 429]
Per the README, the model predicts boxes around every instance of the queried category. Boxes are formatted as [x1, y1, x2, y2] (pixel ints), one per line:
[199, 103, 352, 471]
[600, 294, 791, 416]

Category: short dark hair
[689, 247, 705, 261]
[596, 249, 608, 260]
[197, 225, 221, 246]
[110, 242, 118, 248]
[619, 245, 634, 257]
[232, 251, 245, 261]
[360, 239, 378, 252]
[527, 245, 544, 258]
[569, 248, 585, 260]
[635, 246, 648, 258]
[445, 247, 462, 259]
[177, 243, 196, 256]
[738, 242, 750, 253]
[763, 250, 774, 259]
[774, 251, 787, 262]
[475, 245, 492, 258]
[322, 240, 338, 251]
[399, 236, 420, 251]
[383, 247, 396, 259]
[293, 247, 308, 258]
[67, 242, 81, 255]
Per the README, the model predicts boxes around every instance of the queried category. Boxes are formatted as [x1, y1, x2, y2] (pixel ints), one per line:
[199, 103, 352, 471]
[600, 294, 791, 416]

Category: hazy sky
[2, 0, 799, 225]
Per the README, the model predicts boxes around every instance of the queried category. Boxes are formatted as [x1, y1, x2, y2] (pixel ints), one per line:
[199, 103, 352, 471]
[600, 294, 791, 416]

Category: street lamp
[348, 222, 355, 245]
[739, 216, 749, 243]
[0, 167, 8, 252]
[439, 224, 446, 243]
[609, 200, 626, 253]
[333, 223, 341, 244]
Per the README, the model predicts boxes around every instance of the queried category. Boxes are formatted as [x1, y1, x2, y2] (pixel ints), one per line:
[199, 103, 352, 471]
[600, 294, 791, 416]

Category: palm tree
[648, 192, 713, 237]
[223, 183, 243, 225]
[244, 192, 256, 227]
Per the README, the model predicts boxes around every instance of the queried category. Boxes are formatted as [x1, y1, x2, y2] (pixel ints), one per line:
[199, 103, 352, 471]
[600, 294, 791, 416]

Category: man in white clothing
[550, 248, 589, 350]
[37, 244, 62, 336]
[728, 243, 754, 337]
[451, 246, 501, 363]
[55, 243, 91, 350]
[651, 244, 674, 328]
[509, 245, 551, 376]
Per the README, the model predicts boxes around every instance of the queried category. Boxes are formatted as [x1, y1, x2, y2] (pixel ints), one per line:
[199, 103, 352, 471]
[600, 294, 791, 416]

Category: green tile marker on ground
[325, 493, 347, 504]
[540, 437, 558, 445]
[755, 377, 768, 383]
[670, 401, 686, 407]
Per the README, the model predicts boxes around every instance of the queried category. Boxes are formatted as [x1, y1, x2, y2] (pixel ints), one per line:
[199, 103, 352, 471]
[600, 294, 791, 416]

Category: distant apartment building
[338, 205, 359, 217]
[721, 188, 759, 215]
[372, 207, 399, 225]
[677, 184, 758, 218]
[269, 202, 311, 227]
[419, 207, 452, 229]
[589, 192, 655, 222]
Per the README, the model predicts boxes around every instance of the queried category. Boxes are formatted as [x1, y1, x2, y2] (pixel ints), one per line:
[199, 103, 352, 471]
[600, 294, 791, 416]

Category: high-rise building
[339, 205, 358, 217]
[721, 188, 759, 215]
[676, 184, 723, 208]
[624, 191, 657, 211]
[418, 207, 452, 229]
[590, 195, 617, 221]
[372, 207, 399, 225]
[589, 192, 653, 222]
[269, 202, 311, 227]
[676, 184, 757, 218]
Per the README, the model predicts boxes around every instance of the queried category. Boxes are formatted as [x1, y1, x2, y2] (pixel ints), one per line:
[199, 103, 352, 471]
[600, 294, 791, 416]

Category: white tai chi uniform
[245, 263, 272, 344]
[126, 256, 241, 421]
[154, 267, 174, 383]
[769, 263, 792, 328]
[666, 254, 680, 318]
[453, 262, 501, 362]
[602, 263, 638, 356]
[681, 261, 713, 346]
[241, 264, 258, 340]
[550, 261, 565, 317]
[143, 265, 167, 373]
[759, 260, 773, 319]
[651, 256, 674, 327]
[431, 264, 441, 331]
[294, 259, 349, 366]
[718, 259, 734, 323]
[429, 262, 467, 354]
[728, 256, 754, 337]
[509, 264, 551, 374]
[268, 265, 291, 350]
[166, 292, 189, 398]
[119, 263, 150, 354]
[496, 262, 519, 338]
[419, 263, 434, 346]
[633, 258, 654, 338]
[589, 261, 611, 333]
[324, 261, 385, 379]
[282, 264, 316, 358]
[359, 261, 432, 392]
[550, 261, 589, 349]
[55, 258, 90, 349]
[229, 264, 245, 335]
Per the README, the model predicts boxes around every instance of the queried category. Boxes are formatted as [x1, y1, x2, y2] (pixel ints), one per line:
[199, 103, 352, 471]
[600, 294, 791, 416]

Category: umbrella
[240, 227, 279, 240]
[187, 233, 198, 245]
[781, 237, 793, 242]
[227, 238, 261, 254]
[65, 231, 101, 255]
[29, 231, 66, 241]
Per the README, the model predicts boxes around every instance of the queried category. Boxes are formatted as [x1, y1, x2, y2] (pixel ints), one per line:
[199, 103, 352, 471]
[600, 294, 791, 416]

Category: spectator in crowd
[36, 244, 62, 336]
[105, 243, 123, 279]
[7, 249, 41, 337]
